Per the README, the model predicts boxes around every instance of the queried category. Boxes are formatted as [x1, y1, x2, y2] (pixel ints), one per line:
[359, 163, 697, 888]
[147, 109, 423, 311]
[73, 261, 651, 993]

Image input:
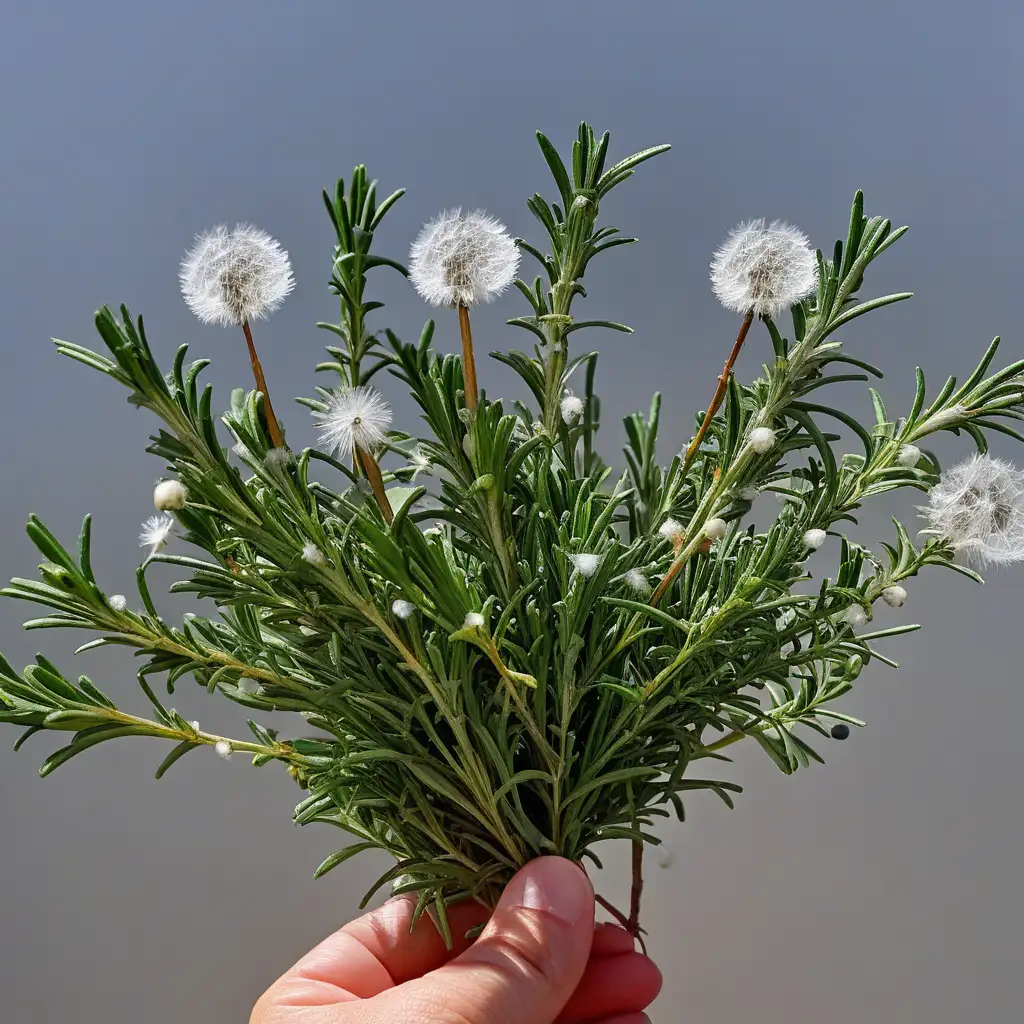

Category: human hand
[251, 856, 662, 1024]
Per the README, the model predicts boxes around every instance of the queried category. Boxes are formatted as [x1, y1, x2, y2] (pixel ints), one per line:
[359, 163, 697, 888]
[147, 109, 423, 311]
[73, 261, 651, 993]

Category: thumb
[377, 857, 595, 1024]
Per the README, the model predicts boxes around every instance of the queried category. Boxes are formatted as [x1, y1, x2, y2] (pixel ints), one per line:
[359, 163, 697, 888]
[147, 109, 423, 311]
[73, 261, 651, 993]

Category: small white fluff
[190, 720, 201, 732]
[312, 385, 392, 460]
[265, 447, 293, 470]
[153, 479, 187, 511]
[109, 594, 128, 612]
[560, 394, 585, 423]
[749, 427, 777, 454]
[881, 585, 908, 607]
[658, 517, 685, 541]
[392, 599, 416, 619]
[409, 208, 520, 307]
[843, 606, 868, 629]
[464, 611, 485, 628]
[710, 219, 818, 318]
[920, 454, 1024, 566]
[423, 524, 444, 538]
[803, 528, 827, 550]
[302, 542, 326, 566]
[180, 224, 294, 327]
[139, 513, 175, 556]
[739, 487, 760, 502]
[623, 568, 652, 596]
[896, 444, 922, 469]
[704, 517, 728, 541]
[409, 447, 433, 476]
[570, 552, 602, 578]
[214, 740, 233, 760]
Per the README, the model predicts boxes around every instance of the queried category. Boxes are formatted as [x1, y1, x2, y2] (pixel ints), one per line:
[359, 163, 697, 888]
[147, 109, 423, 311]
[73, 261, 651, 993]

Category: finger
[589, 923, 637, 958]
[556, 951, 662, 1023]
[265, 896, 488, 1007]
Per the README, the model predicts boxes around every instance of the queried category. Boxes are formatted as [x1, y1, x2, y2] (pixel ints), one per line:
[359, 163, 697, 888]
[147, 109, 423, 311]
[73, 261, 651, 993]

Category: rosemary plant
[3, 123, 1024, 945]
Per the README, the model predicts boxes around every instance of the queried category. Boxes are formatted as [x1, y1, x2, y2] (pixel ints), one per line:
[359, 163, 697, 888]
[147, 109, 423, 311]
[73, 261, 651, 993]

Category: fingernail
[503, 856, 593, 925]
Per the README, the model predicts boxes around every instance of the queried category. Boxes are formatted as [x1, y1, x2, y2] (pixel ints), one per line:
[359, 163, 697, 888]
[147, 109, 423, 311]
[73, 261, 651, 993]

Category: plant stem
[357, 446, 394, 525]
[627, 840, 644, 938]
[458, 303, 479, 412]
[242, 321, 285, 448]
[683, 309, 755, 473]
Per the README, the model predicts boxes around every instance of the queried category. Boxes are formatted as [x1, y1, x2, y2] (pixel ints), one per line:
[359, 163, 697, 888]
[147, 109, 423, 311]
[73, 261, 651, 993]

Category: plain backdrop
[1, 2, 1022, 1021]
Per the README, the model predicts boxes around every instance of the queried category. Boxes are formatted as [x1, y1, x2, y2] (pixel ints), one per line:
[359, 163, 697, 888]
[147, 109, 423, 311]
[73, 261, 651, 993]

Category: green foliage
[3, 125, 1024, 936]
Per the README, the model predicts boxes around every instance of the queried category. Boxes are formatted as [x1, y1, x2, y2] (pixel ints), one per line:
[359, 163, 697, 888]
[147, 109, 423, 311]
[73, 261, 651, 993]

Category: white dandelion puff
[570, 552, 602, 578]
[153, 479, 187, 511]
[920, 454, 1024, 566]
[179, 224, 294, 327]
[214, 740, 233, 760]
[881, 585, 908, 608]
[139, 514, 175, 556]
[392, 599, 416, 619]
[409, 208, 520, 308]
[109, 594, 128, 612]
[464, 611, 485, 628]
[803, 528, 827, 550]
[302, 542, 326, 566]
[843, 606, 868, 629]
[704, 517, 728, 541]
[312, 386, 392, 460]
[897, 444, 922, 469]
[658, 517, 685, 541]
[623, 568, 652, 596]
[560, 394, 585, 424]
[710, 218, 818, 319]
[409, 447, 433, 476]
[749, 427, 777, 454]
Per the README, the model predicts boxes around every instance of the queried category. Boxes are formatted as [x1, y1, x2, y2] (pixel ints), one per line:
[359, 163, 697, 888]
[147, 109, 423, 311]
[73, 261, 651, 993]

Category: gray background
[1, 2, 1021, 1021]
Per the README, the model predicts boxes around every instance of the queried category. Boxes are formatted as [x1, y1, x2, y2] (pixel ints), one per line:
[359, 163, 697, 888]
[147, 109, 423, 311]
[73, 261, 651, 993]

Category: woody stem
[357, 446, 394, 525]
[242, 321, 285, 448]
[682, 308, 755, 473]
[627, 840, 644, 938]
[458, 303, 479, 412]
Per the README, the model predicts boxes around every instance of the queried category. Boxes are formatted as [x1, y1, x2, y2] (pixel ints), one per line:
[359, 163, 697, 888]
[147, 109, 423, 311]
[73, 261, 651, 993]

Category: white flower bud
[464, 612, 485, 628]
[881, 585, 907, 608]
[749, 427, 776, 454]
[214, 740, 233, 760]
[704, 517, 728, 541]
[658, 517, 684, 541]
[623, 568, 651, 595]
[109, 594, 128, 612]
[896, 444, 921, 469]
[302, 543, 326, 565]
[843, 606, 868, 629]
[569, 552, 601, 577]
[392, 599, 416, 619]
[153, 479, 187, 511]
[803, 528, 827, 550]
[560, 394, 585, 423]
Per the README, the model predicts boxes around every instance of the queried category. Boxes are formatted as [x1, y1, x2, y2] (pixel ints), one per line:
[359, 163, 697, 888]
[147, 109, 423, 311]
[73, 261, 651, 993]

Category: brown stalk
[457, 303, 479, 412]
[627, 840, 645, 940]
[242, 320, 285, 449]
[357, 446, 394, 525]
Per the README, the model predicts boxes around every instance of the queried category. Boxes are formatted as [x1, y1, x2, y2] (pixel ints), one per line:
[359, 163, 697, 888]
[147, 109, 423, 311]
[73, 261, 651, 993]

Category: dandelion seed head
[921, 454, 1024, 566]
[704, 517, 728, 541]
[897, 444, 922, 469]
[464, 611, 485, 628]
[109, 594, 128, 612]
[881, 585, 908, 607]
[710, 219, 818, 318]
[139, 513, 175, 556]
[312, 386, 392, 460]
[215, 740, 233, 760]
[803, 528, 827, 550]
[392, 599, 416, 619]
[409, 208, 520, 307]
[180, 224, 294, 327]
[302, 542, 326, 566]
[570, 552, 601, 578]
[658, 517, 684, 541]
[560, 394, 585, 423]
[623, 568, 651, 595]
[749, 427, 777, 454]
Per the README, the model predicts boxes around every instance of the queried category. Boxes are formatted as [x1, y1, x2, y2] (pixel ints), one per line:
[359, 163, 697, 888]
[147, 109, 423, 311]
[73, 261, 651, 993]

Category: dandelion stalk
[457, 303, 479, 412]
[357, 445, 394, 525]
[242, 320, 285, 448]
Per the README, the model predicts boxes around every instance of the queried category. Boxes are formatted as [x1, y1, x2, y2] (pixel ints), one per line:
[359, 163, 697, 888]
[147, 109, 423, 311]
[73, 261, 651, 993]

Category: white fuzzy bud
[214, 740, 233, 760]
[570, 552, 601, 578]
[302, 543, 326, 566]
[236, 678, 258, 694]
[312, 386, 392, 461]
[153, 479, 187, 511]
[803, 528, 827, 550]
[391, 599, 416, 619]
[623, 568, 651, 596]
[464, 611, 485, 628]
[265, 448, 293, 470]
[881, 585, 907, 608]
[704, 517, 728, 541]
[843, 606, 868, 629]
[896, 444, 921, 469]
[109, 594, 128, 612]
[710, 219, 818, 318]
[658, 517, 685, 541]
[749, 427, 777, 454]
[560, 394, 585, 423]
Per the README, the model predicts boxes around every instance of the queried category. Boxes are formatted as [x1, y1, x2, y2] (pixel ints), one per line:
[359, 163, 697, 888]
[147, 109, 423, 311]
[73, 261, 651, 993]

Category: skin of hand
[251, 856, 662, 1024]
